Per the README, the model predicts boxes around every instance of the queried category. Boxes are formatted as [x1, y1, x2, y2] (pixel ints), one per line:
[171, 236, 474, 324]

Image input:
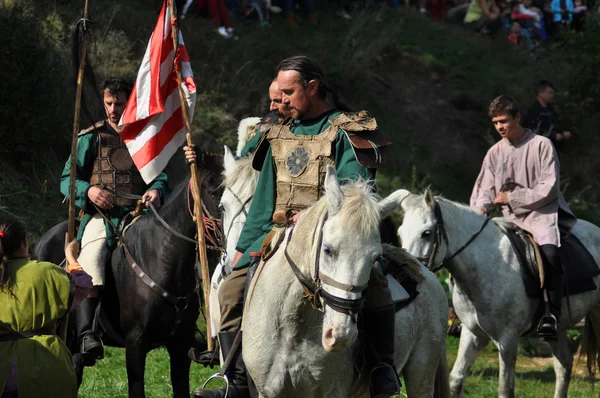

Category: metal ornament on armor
[90, 129, 145, 207]
[268, 123, 338, 224]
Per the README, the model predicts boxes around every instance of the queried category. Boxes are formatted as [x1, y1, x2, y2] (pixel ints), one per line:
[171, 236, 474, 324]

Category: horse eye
[324, 247, 333, 257]
[421, 230, 432, 239]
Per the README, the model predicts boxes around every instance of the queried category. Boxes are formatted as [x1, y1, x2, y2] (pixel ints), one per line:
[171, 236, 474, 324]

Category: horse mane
[274, 179, 381, 268]
[223, 156, 259, 200]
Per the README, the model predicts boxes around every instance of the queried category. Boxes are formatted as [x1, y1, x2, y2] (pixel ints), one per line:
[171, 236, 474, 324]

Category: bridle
[425, 200, 492, 272]
[97, 181, 224, 336]
[284, 213, 367, 316]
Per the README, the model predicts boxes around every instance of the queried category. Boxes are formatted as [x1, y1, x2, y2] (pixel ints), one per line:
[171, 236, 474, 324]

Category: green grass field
[78, 335, 597, 397]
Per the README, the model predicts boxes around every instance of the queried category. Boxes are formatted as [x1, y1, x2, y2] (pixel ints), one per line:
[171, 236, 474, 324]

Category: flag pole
[64, 0, 90, 342]
[169, 0, 214, 351]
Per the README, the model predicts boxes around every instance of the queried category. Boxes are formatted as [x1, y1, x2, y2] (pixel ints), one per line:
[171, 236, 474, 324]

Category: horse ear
[424, 188, 435, 209]
[379, 189, 412, 217]
[324, 165, 344, 215]
[223, 145, 236, 174]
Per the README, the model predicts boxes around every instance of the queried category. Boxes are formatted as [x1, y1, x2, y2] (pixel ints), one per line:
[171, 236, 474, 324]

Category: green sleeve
[239, 130, 262, 158]
[146, 172, 171, 204]
[60, 134, 96, 213]
[334, 130, 374, 182]
[235, 148, 276, 252]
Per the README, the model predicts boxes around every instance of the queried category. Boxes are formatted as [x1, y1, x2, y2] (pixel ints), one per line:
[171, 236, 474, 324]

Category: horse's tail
[433, 350, 451, 398]
[576, 315, 600, 386]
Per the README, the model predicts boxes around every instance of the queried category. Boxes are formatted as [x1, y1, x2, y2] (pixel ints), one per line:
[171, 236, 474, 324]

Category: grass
[77, 335, 598, 397]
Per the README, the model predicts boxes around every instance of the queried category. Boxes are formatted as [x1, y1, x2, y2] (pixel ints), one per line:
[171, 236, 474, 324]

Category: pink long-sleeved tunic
[470, 130, 576, 246]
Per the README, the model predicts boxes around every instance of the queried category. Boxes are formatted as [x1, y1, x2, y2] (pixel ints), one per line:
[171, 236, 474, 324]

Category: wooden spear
[64, 0, 90, 342]
[169, 0, 214, 351]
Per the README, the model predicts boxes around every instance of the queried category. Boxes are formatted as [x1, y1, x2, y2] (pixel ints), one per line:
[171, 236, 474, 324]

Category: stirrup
[197, 373, 229, 397]
[537, 313, 558, 339]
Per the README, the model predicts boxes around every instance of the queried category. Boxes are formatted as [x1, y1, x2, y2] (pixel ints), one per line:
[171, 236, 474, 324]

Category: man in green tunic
[60, 78, 171, 360]
[195, 56, 398, 398]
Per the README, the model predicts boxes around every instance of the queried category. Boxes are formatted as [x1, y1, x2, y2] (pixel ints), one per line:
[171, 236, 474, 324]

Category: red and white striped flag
[118, 0, 196, 184]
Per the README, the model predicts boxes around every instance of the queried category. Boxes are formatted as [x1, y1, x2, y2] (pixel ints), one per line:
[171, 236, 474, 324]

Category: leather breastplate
[89, 129, 145, 207]
[267, 122, 338, 222]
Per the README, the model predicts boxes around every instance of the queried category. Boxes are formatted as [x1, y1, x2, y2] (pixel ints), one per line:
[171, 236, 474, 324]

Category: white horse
[209, 116, 261, 337]
[209, 146, 259, 335]
[242, 167, 450, 397]
[391, 188, 600, 398]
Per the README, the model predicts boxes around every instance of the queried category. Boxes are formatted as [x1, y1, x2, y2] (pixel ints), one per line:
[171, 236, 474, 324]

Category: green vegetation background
[1, 0, 599, 238]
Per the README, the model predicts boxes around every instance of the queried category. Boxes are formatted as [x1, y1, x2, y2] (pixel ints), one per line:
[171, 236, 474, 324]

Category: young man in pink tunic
[470, 95, 577, 339]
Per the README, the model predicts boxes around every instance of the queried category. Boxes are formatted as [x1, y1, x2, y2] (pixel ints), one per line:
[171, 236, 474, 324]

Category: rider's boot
[363, 305, 401, 398]
[538, 274, 565, 340]
[193, 331, 250, 398]
[76, 296, 104, 359]
[538, 245, 565, 340]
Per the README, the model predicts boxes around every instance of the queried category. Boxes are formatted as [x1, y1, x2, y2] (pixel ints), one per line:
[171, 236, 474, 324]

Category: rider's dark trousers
[218, 263, 393, 333]
[540, 244, 565, 290]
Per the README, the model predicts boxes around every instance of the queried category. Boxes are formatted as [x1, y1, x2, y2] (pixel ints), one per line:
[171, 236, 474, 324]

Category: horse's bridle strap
[283, 216, 365, 315]
[318, 272, 368, 293]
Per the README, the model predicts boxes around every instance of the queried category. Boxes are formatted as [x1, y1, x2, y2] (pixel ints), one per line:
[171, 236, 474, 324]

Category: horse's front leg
[547, 330, 572, 398]
[167, 330, 194, 398]
[450, 326, 490, 398]
[125, 333, 150, 398]
[496, 334, 518, 398]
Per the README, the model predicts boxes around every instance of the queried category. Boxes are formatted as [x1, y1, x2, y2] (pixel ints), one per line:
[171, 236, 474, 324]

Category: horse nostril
[324, 328, 336, 348]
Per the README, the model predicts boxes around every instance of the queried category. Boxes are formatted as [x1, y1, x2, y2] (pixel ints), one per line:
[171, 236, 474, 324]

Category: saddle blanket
[496, 222, 600, 298]
[380, 244, 424, 312]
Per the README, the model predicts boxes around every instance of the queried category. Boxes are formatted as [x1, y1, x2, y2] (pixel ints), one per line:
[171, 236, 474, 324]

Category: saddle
[379, 244, 423, 312]
[495, 221, 600, 298]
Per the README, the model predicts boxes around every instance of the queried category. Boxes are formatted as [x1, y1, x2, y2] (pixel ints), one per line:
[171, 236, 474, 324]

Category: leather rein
[426, 200, 492, 272]
[283, 213, 367, 316]
[99, 183, 224, 336]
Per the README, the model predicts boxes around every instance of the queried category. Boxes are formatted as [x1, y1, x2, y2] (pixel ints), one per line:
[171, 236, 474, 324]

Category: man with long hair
[194, 56, 398, 398]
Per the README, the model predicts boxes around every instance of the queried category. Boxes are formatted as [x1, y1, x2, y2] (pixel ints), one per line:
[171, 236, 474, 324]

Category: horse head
[391, 188, 449, 268]
[292, 166, 382, 353]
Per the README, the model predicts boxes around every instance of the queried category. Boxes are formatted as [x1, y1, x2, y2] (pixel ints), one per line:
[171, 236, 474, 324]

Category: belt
[0, 328, 56, 342]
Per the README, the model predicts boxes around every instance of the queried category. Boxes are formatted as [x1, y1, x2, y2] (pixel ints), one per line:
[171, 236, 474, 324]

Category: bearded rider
[190, 56, 399, 398]
[60, 78, 171, 360]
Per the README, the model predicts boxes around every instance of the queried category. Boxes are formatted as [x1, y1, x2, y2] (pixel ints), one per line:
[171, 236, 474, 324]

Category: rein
[121, 241, 196, 337]
[284, 214, 366, 316]
[101, 185, 223, 251]
[426, 201, 492, 272]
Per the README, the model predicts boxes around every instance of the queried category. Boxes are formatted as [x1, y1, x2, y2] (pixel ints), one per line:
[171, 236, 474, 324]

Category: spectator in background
[510, 0, 545, 41]
[284, 0, 317, 27]
[523, 80, 572, 151]
[464, 0, 503, 35]
[181, 0, 237, 38]
[571, 0, 587, 31]
[429, 0, 449, 21]
[550, 0, 574, 25]
[508, 20, 525, 46]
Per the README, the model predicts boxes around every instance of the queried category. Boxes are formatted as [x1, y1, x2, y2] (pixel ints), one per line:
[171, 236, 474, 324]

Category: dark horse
[33, 158, 223, 398]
